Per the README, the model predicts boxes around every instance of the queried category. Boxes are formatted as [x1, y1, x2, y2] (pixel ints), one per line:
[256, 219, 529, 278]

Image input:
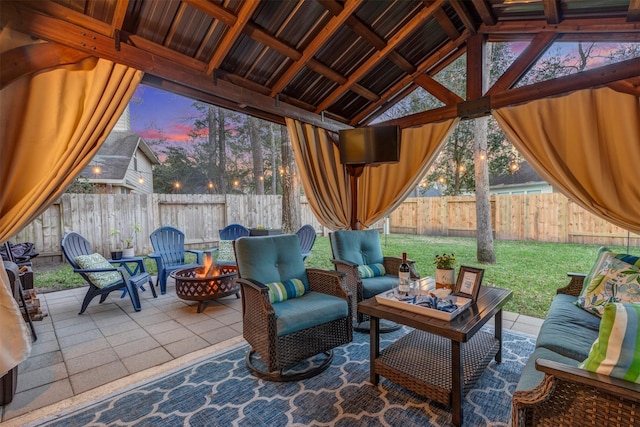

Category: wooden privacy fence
[389, 193, 639, 246]
[9, 192, 638, 264]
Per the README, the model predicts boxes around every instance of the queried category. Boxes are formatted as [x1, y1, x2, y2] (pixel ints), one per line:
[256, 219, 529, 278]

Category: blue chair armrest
[187, 248, 218, 264]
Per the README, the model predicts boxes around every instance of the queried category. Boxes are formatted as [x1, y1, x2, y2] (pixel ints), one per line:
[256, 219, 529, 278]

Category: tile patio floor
[1, 277, 544, 425]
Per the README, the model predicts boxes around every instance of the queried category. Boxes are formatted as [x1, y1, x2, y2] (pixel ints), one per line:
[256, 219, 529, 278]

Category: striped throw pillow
[358, 263, 386, 278]
[579, 302, 640, 383]
[265, 278, 306, 303]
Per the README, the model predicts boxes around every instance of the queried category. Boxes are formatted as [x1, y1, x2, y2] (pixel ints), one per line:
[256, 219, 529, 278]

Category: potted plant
[109, 228, 123, 260]
[110, 223, 141, 258]
[434, 253, 456, 289]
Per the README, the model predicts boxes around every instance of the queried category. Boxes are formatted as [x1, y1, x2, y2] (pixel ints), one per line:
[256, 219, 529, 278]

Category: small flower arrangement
[434, 253, 456, 270]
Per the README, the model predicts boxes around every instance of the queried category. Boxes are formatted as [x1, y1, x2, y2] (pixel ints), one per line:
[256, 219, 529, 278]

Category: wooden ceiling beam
[18, 0, 112, 36]
[375, 57, 640, 129]
[491, 56, 640, 109]
[628, 0, 640, 22]
[542, 0, 561, 25]
[319, 0, 416, 73]
[480, 18, 640, 34]
[432, 7, 461, 40]
[450, 0, 477, 35]
[5, 4, 349, 132]
[110, 0, 129, 37]
[607, 77, 640, 96]
[350, 29, 470, 126]
[143, 75, 286, 125]
[165, 2, 189, 48]
[127, 34, 208, 71]
[487, 32, 640, 42]
[487, 31, 557, 95]
[414, 74, 463, 105]
[207, 0, 260, 74]
[183, 0, 236, 26]
[471, 0, 496, 26]
[316, 0, 446, 114]
[270, 0, 363, 97]
[1, 41, 91, 90]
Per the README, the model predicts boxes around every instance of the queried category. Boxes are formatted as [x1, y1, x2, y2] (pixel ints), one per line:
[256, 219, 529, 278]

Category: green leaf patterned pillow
[358, 263, 386, 278]
[75, 253, 122, 289]
[265, 279, 306, 303]
[216, 240, 235, 262]
[579, 302, 640, 383]
[576, 255, 640, 317]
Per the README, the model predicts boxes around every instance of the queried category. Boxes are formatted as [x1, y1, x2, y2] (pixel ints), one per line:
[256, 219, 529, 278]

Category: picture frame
[454, 266, 484, 301]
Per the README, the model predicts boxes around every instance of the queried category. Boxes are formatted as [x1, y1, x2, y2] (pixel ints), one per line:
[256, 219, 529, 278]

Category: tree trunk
[474, 116, 496, 263]
[270, 124, 277, 195]
[216, 107, 228, 193]
[249, 116, 264, 195]
[280, 125, 300, 234]
[474, 40, 496, 264]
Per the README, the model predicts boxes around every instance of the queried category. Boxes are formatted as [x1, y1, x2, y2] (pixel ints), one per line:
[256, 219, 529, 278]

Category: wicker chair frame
[512, 273, 640, 426]
[237, 268, 352, 381]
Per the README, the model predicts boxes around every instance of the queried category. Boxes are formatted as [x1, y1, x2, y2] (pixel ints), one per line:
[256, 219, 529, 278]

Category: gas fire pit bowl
[171, 265, 239, 313]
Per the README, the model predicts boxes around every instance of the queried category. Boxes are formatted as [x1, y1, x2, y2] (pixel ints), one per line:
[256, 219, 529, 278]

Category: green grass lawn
[35, 234, 638, 318]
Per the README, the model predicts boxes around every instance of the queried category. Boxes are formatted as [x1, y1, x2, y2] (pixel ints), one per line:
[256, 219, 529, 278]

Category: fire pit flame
[196, 252, 220, 277]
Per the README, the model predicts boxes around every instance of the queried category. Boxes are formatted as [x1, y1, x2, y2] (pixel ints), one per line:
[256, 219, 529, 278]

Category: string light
[208, 182, 214, 190]
[138, 176, 144, 184]
[508, 153, 520, 173]
[174, 182, 181, 189]
[458, 165, 465, 172]
[438, 176, 446, 184]
[92, 165, 102, 175]
[233, 180, 239, 187]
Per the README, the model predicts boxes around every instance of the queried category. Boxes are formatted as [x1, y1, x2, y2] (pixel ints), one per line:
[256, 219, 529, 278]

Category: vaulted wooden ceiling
[3, 0, 640, 132]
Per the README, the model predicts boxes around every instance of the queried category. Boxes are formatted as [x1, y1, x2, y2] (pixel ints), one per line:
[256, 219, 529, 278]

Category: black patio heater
[339, 126, 400, 230]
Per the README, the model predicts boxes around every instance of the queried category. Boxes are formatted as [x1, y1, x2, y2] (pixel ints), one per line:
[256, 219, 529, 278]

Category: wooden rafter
[375, 56, 640, 129]
[165, 2, 189, 48]
[19, 0, 111, 36]
[316, 0, 445, 114]
[110, 0, 129, 37]
[350, 30, 470, 126]
[480, 18, 640, 35]
[269, 0, 363, 97]
[432, 6, 461, 40]
[471, 0, 496, 26]
[5, 3, 349, 132]
[466, 33, 485, 99]
[487, 32, 557, 95]
[207, 0, 259, 74]
[608, 77, 640, 96]
[319, 0, 416, 73]
[629, 0, 640, 22]
[0, 41, 91, 90]
[414, 74, 463, 105]
[450, 0, 477, 34]
[542, 0, 560, 25]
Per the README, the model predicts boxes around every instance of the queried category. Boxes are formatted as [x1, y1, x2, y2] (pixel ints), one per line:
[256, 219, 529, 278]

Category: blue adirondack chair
[149, 226, 209, 294]
[296, 224, 317, 261]
[219, 224, 250, 240]
[61, 231, 144, 314]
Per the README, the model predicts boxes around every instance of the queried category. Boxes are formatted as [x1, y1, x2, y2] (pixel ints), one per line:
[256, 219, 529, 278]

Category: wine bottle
[398, 252, 410, 295]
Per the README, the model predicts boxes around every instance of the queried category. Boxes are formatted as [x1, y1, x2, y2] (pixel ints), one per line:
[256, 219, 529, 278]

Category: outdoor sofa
[512, 248, 640, 426]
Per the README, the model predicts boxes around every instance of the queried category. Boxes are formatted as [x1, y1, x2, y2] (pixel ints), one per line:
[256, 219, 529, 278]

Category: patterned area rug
[33, 327, 535, 427]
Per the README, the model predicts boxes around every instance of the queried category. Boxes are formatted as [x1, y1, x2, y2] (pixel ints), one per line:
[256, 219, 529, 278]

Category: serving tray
[375, 291, 472, 321]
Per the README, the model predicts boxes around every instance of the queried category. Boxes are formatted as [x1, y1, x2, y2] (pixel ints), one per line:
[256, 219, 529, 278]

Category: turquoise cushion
[331, 230, 384, 266]
[362, 275, 398, 299]
[358, 263, 386, 278]
[580, 302, 640, 383]
[516, 347, 581, 392]
[235, 234, 309, 291]
[536, 295, 600, 361]
[272, 292, 349, 336]
[265, 279, 305, 303]
[75, 253, 122, 289]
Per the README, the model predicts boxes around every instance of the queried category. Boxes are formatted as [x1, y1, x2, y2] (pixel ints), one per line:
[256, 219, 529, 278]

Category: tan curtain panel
[493, 87, 640, 234]
[287, 118, 351, 230]
[359, 120, 458, 228]
[287, 118, 458, 230]
[0, 57, 142, 374]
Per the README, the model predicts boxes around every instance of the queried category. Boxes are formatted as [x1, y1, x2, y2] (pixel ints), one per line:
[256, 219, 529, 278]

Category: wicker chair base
[245, 348, 333, 382]
[354, 319, 401, 333]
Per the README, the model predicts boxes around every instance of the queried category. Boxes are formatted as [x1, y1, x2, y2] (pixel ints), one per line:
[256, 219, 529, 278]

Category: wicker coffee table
[358, 286, 512, 427]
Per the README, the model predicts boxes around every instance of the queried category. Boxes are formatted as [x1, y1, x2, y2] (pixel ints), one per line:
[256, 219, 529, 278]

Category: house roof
[81, 131, 159, 181]
[490, 161, 545, 188]
[4, 1, 640, 131]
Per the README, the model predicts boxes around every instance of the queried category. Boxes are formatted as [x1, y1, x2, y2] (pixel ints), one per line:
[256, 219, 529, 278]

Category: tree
[247, 116, 265, 195]
[280, 125, 300, 233]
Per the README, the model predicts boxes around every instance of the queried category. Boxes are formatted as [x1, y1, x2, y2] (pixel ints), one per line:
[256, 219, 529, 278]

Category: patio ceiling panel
[163, 4, 214, 59]
[285, 68, 340, 109]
